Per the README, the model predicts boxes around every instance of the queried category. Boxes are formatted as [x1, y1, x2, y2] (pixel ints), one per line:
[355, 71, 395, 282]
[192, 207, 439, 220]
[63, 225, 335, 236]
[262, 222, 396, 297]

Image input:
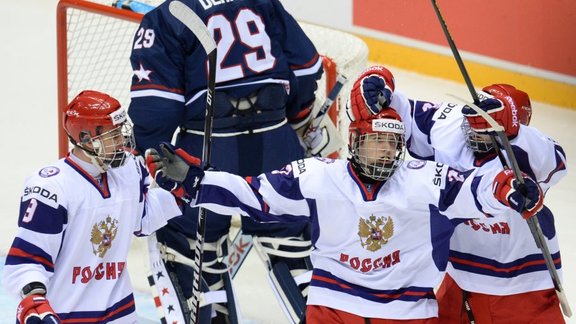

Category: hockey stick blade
[169, 1, 216, 54]
[460, 99, 572, 318]
[310, 74, 347, 130]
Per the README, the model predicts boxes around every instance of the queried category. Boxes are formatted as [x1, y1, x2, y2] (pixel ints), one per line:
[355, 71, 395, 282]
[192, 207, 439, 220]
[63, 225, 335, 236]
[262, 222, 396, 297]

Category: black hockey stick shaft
[309, 74, 348, 129]
[430, 0, 507, 170]
[169, 2, 217, 323]
[431, 0, 571, 317]
[430, 0, 479, 105]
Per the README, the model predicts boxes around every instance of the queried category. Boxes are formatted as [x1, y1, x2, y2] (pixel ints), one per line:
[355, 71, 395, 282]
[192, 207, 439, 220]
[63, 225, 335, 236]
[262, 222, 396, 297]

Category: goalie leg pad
[151, 231, 243, 323]
[148, 233, 212, 324]
[252, 232, 313, 324]
[268, 261, 308, 324]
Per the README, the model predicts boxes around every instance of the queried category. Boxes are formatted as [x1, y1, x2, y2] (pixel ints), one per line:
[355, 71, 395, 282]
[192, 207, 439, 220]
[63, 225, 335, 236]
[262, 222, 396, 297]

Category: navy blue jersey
[129, 0, 323, 153]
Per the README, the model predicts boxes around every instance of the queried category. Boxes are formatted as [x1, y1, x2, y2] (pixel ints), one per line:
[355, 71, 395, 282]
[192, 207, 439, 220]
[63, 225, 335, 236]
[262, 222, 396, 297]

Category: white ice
[0, 1, 574, 323]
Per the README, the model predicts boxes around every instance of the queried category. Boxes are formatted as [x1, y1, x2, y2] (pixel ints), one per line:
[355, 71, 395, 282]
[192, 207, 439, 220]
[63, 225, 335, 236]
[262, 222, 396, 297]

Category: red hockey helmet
[63, 90, 134, 171]
[479, 84, 532, 126]
[464, 84, 532, 154]
[348, 108, 405, 181]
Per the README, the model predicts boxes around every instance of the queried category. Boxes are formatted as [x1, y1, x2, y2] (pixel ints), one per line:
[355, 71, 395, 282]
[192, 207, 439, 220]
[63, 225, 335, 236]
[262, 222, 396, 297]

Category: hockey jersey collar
[64, 154, 111, 198]
[346, 162, 385, 202]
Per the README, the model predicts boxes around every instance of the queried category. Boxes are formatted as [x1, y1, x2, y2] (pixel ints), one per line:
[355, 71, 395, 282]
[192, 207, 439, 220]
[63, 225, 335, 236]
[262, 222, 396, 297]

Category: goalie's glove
[145, 143, 204, 203]
[493, 169, 543, 219]
[17, 294, 61, 324]
[348, 66, 395, 121]
[462, 98, 520, 138]
[302, 126, 329, 157]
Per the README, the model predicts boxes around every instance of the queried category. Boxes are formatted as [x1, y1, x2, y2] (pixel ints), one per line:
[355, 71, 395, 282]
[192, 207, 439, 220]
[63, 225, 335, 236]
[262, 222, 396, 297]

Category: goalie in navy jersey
[2, 90, 181, 324]
[127, 0, 323, 322]
[349, 65, 568, 323]
[144, 96, 545, 322]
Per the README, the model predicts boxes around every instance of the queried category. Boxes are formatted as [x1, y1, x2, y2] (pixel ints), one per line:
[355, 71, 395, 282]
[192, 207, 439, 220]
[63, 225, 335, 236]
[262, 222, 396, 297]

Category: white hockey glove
[301, 116, 345, 157]
[303, 126, 328, 157]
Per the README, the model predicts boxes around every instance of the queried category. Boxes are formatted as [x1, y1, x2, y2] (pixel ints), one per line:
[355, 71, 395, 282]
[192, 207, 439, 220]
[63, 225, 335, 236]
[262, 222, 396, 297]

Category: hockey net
[57, 0, 368, 158]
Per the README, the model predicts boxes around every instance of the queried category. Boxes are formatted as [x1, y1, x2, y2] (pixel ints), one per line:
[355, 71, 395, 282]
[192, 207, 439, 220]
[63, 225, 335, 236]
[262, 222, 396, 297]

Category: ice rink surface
[0, 1, 574, 322]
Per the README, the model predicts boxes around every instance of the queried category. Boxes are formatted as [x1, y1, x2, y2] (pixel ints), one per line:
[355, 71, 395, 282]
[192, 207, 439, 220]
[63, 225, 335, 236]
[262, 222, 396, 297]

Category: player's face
[93, 126, 130, 168]
[358, 132, 398, 165]
[462, 119, 493, 153]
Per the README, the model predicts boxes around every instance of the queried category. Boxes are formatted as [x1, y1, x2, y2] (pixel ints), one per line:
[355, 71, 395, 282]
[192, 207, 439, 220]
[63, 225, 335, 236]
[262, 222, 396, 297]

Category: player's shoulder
[396, 159, 472, 192]
[398, 159, 449, 180]
[21, 159, 69, 206]
[26, 159, 69, 183]
[289, 157, 343, 178]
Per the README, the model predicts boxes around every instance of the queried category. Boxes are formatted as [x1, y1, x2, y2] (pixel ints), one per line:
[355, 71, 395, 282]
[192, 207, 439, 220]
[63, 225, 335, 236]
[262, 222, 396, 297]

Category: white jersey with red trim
[407, 100, 568, 295]
[2, 153, 181, 323]
[193, 157, 510, 319]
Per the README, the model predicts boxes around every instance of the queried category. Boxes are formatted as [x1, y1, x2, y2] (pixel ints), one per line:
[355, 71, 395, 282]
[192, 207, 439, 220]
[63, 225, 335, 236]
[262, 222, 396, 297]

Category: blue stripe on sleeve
[449, 250, 561, 278]
[18, 200, 67, 234]
[6, 237, 55, 272]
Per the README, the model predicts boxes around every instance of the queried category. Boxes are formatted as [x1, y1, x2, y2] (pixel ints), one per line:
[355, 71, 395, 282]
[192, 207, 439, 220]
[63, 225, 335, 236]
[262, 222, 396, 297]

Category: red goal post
[56, 0, 368, 158]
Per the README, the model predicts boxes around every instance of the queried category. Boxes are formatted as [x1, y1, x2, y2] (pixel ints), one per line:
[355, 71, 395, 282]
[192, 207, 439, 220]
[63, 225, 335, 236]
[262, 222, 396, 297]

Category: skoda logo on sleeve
[39, 166, 60, 178]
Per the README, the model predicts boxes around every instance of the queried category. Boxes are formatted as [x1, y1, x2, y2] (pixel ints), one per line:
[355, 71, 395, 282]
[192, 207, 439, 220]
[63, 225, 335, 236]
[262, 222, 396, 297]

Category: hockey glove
[493, 169, 544, 219]
[145, 143, 204, 202]
[462, 97, 520, 138]
[348, 66, 395, 121]
[302, 126, 329, 157]
[17, 294, 61, 324]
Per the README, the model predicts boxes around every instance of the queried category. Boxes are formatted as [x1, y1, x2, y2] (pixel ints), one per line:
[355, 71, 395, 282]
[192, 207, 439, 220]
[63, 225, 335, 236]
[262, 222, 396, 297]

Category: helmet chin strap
[73, 144, 109, 173]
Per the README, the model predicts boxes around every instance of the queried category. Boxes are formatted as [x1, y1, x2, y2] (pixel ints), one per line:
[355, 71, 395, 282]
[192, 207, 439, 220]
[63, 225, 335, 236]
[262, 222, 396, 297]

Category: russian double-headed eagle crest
[358, 214, 394, 252]
[90, 216, 119, 258]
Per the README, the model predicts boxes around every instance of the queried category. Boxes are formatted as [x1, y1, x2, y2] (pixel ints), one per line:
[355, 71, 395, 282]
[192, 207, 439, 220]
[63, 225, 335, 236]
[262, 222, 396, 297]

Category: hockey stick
[462, 100, 572, 317]
[169, 2, 217, 323]
[309, 74, 348, 130]
[431, 0, 572, 317]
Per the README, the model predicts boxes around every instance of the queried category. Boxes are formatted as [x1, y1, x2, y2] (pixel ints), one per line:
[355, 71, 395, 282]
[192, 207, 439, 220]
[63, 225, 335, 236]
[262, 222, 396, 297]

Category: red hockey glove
[348, 66, 395, 121]
[493, 169, 543, 219]
[462, 97, 520, 138]
[145, 142, 204, 202]
[17, 294, 61, 324]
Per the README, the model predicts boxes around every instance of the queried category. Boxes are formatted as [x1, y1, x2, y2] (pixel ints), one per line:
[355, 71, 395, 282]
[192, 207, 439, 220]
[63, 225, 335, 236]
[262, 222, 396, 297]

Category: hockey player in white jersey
[2, 90, 182, 324]
[350, 66, 567, 322]
[145, 104, 545, 322]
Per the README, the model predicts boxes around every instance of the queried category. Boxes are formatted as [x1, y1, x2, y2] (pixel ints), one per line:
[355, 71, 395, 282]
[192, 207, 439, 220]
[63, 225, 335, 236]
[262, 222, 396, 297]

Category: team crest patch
[407, 160, 426, 169]
[90, 216, 119, 258]
[358, 214, 394, 252]
[39, 166, 60, 178]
